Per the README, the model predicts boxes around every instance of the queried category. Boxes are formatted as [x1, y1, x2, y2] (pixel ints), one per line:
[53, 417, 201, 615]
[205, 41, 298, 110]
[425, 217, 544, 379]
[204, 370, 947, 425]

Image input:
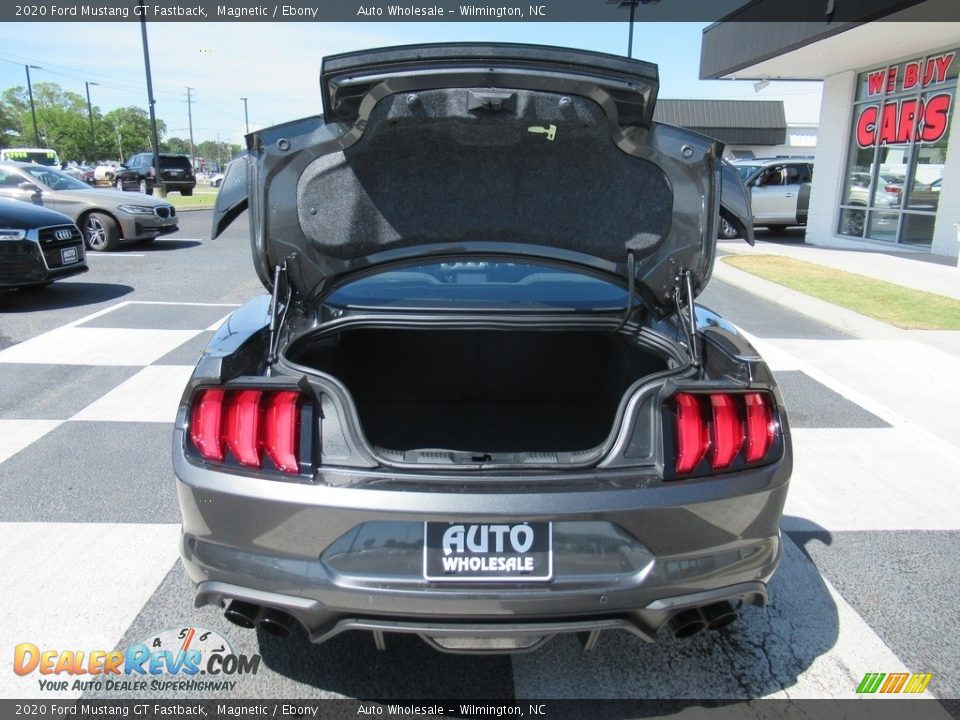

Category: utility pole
[216, 131, 222, 170]
[85, 81, 99, 161]
[25, 65, 42, 147]
[241, 97, 249, 134]
[139, 0, 165, 196]
[186, 86, 196, 172]
[606, 0, 661, 59]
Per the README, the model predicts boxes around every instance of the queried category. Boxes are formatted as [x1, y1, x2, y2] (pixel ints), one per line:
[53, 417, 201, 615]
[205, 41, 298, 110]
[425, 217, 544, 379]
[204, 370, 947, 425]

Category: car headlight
[117, 205, 156, 215]
[0, 228, 26, 242]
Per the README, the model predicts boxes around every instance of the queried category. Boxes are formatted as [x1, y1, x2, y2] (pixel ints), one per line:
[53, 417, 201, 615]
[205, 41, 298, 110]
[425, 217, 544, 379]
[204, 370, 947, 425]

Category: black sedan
[0, 197, 87, 289]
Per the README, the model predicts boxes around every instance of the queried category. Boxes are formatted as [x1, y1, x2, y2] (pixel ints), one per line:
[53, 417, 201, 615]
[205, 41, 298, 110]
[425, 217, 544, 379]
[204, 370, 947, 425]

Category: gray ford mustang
[174, 44, 791, 654]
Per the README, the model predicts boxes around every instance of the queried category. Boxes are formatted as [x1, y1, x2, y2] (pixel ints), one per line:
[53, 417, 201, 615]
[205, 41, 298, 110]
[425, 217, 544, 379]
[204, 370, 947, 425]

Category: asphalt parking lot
[1, 212, 957, 705]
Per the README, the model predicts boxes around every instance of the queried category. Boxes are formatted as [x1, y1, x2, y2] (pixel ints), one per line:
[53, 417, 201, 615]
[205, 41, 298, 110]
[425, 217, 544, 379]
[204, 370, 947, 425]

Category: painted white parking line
[740, 332, 960, 464]
[0, 522, 181, 700]
[70, 365, 194, 423]
[86, 253, 145, 257]
[511, 535, 925, 700]
[0, 327, 200, 366]
[124, 301, 241, 307]
[0, 419, 62, 464]
[784, 428, 960, 531]
[205, 312, 233, 332]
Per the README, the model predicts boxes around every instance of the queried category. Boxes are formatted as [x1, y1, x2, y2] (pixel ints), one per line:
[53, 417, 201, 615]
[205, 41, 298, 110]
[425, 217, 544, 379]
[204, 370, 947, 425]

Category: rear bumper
[174, 442, 790, 649]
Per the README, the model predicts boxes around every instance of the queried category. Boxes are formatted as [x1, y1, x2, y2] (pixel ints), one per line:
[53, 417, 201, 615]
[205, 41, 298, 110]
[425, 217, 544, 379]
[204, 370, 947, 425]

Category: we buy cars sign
[855, 51, 956, 148]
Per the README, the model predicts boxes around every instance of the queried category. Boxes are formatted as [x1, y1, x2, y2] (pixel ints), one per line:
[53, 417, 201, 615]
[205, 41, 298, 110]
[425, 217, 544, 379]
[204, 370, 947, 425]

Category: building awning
[653, 99, 786, 145]
[700, 0, 954, 81]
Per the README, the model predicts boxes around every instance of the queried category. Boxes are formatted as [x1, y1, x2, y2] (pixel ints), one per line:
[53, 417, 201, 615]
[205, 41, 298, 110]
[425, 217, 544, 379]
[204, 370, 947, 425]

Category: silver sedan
[0, 161, 178, 251]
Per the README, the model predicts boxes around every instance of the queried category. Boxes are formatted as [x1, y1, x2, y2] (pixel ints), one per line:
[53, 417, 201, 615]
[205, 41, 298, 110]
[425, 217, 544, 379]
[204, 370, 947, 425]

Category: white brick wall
[805, 71, 856, 245]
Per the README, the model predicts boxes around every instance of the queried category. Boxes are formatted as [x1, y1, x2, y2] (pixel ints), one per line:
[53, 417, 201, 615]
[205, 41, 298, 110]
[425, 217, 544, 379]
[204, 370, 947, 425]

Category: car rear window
[160, 156, 191, 170]
[324, 259, 628, 311]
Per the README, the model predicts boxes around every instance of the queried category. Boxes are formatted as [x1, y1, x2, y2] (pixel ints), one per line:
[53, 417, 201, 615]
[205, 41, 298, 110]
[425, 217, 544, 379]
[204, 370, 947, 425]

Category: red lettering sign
[855, 93, 952, 147]
[856, 106, 879, 147]
[921, 93, 951, 143]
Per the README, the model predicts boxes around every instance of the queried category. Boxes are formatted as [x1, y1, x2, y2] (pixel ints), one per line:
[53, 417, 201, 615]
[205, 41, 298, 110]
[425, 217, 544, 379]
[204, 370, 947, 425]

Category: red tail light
[224, 389, 263, 467]
[709, 394, 743, 470]
[744, 392, 776, 463]
[262, 391, 301, 473]
[188, 387, 307, 475]
[675, 393, 710, 474]
[190, 389, 225, 462]
[669, 391, 779, 477]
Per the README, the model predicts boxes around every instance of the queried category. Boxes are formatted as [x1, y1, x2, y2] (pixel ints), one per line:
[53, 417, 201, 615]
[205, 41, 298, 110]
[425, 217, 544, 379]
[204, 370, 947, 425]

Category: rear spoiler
[320, 42, 659, 127]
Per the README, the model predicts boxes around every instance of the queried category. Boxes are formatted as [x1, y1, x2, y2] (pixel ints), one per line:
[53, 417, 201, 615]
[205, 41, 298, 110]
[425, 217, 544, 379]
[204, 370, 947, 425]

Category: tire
[115, 178, 124, 191]
[181, 189, 193, 197]
[139, 179, 153, 196]
[718, 216, 740, 240]
[82, 212, 121, 252]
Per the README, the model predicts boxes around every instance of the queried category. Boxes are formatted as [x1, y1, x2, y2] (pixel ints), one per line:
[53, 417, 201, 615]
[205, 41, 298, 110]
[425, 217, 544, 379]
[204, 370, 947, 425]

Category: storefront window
[839, 50, 957, 246]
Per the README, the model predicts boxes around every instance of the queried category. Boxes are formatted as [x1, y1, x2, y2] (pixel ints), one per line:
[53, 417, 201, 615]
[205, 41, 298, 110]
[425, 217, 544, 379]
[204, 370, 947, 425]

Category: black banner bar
[3, 0, 960, 22]
[0, 699, 958, 720]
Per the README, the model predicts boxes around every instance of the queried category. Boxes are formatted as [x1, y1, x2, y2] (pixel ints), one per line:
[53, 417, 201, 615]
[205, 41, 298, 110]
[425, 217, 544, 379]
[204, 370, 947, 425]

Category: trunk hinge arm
[673, 269, 700, 368]
[615, 250, 636, 333]
[266, 259, 294, 368]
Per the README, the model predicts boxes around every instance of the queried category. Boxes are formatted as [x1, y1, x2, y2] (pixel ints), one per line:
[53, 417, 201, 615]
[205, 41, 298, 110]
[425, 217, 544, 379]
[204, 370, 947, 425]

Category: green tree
[162, 136, 191, 154]
[103, 106, 166, 163]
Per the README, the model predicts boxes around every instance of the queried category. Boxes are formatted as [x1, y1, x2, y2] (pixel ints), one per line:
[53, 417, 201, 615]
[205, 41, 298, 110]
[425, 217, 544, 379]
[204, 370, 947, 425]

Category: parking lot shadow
[0, 281, 133, 313]
[509, 520, 839, 699]
[137, 239, 203, 252]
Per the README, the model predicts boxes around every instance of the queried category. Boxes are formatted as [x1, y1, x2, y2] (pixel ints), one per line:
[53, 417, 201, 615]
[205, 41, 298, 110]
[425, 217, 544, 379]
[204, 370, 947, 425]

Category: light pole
[241, 97, 249, 134]
[85, 81, 99, 160]
[139, 0, 165, 196]
[607, 0, 661, 59]
[25, 64, 42, 146]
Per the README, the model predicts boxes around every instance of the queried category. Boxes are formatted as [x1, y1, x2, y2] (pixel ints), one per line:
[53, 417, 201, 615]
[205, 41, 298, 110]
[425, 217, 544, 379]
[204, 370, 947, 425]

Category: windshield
[20, 165, 90, 191]
[325, 259, 629, 311]
[160, 156, 192, 171]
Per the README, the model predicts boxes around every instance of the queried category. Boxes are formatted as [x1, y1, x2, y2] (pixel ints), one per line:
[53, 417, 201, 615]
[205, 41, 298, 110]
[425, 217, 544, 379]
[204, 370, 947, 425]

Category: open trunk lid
[212, 43, 754, 317]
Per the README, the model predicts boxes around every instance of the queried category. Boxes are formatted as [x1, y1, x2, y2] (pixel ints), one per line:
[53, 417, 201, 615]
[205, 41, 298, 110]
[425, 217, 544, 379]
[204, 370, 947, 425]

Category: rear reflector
[189, 387, 305, 474]
[670, 391, 778, 477]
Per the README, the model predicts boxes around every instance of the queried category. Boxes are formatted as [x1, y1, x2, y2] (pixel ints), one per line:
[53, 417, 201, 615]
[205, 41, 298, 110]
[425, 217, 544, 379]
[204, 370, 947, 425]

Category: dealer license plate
[423, 522, 552, 582]
[61, 246, 78, 264]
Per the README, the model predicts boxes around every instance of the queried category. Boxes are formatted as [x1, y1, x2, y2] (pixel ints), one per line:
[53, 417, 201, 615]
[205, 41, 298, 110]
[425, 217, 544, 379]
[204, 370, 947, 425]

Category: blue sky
[0, 21, 822, 147]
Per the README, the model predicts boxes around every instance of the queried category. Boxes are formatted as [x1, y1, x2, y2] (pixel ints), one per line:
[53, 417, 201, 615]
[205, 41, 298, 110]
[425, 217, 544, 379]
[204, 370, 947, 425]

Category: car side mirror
[18, 181, 40, 192]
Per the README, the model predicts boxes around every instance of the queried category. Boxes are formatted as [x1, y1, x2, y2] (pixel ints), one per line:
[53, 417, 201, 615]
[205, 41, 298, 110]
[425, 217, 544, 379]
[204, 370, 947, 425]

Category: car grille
[0, 243, 42, 282]
[155, 206, 176, 219]
[38, 224, 84, 269]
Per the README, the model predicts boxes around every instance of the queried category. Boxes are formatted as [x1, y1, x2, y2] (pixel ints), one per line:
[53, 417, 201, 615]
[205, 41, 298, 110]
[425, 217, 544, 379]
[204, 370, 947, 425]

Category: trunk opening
[286, 327, 670, 456]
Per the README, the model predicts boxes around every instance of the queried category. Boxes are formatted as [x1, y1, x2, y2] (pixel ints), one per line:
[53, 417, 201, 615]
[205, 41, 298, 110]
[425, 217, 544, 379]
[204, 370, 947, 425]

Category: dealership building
[701, 2, 960, 259]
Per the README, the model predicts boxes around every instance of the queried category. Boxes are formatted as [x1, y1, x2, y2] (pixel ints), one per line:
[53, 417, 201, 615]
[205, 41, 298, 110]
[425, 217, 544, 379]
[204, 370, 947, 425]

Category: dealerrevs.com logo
[14, 626, 260, 693]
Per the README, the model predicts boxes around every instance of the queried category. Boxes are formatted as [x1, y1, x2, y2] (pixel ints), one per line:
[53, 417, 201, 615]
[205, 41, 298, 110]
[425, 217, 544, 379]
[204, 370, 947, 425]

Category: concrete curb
[712, 259, 906, 340]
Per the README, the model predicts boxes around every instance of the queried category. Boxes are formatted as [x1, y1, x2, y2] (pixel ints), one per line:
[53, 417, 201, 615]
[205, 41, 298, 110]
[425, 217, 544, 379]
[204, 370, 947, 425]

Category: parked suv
[119, 152, 195, 196]
[721, 158, 813, 238]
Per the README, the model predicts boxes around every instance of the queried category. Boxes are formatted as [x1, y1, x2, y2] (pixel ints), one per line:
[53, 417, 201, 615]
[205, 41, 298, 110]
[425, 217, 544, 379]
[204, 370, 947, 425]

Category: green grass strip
[721, 254, 960, 330]
[165, 188, 219, 209]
